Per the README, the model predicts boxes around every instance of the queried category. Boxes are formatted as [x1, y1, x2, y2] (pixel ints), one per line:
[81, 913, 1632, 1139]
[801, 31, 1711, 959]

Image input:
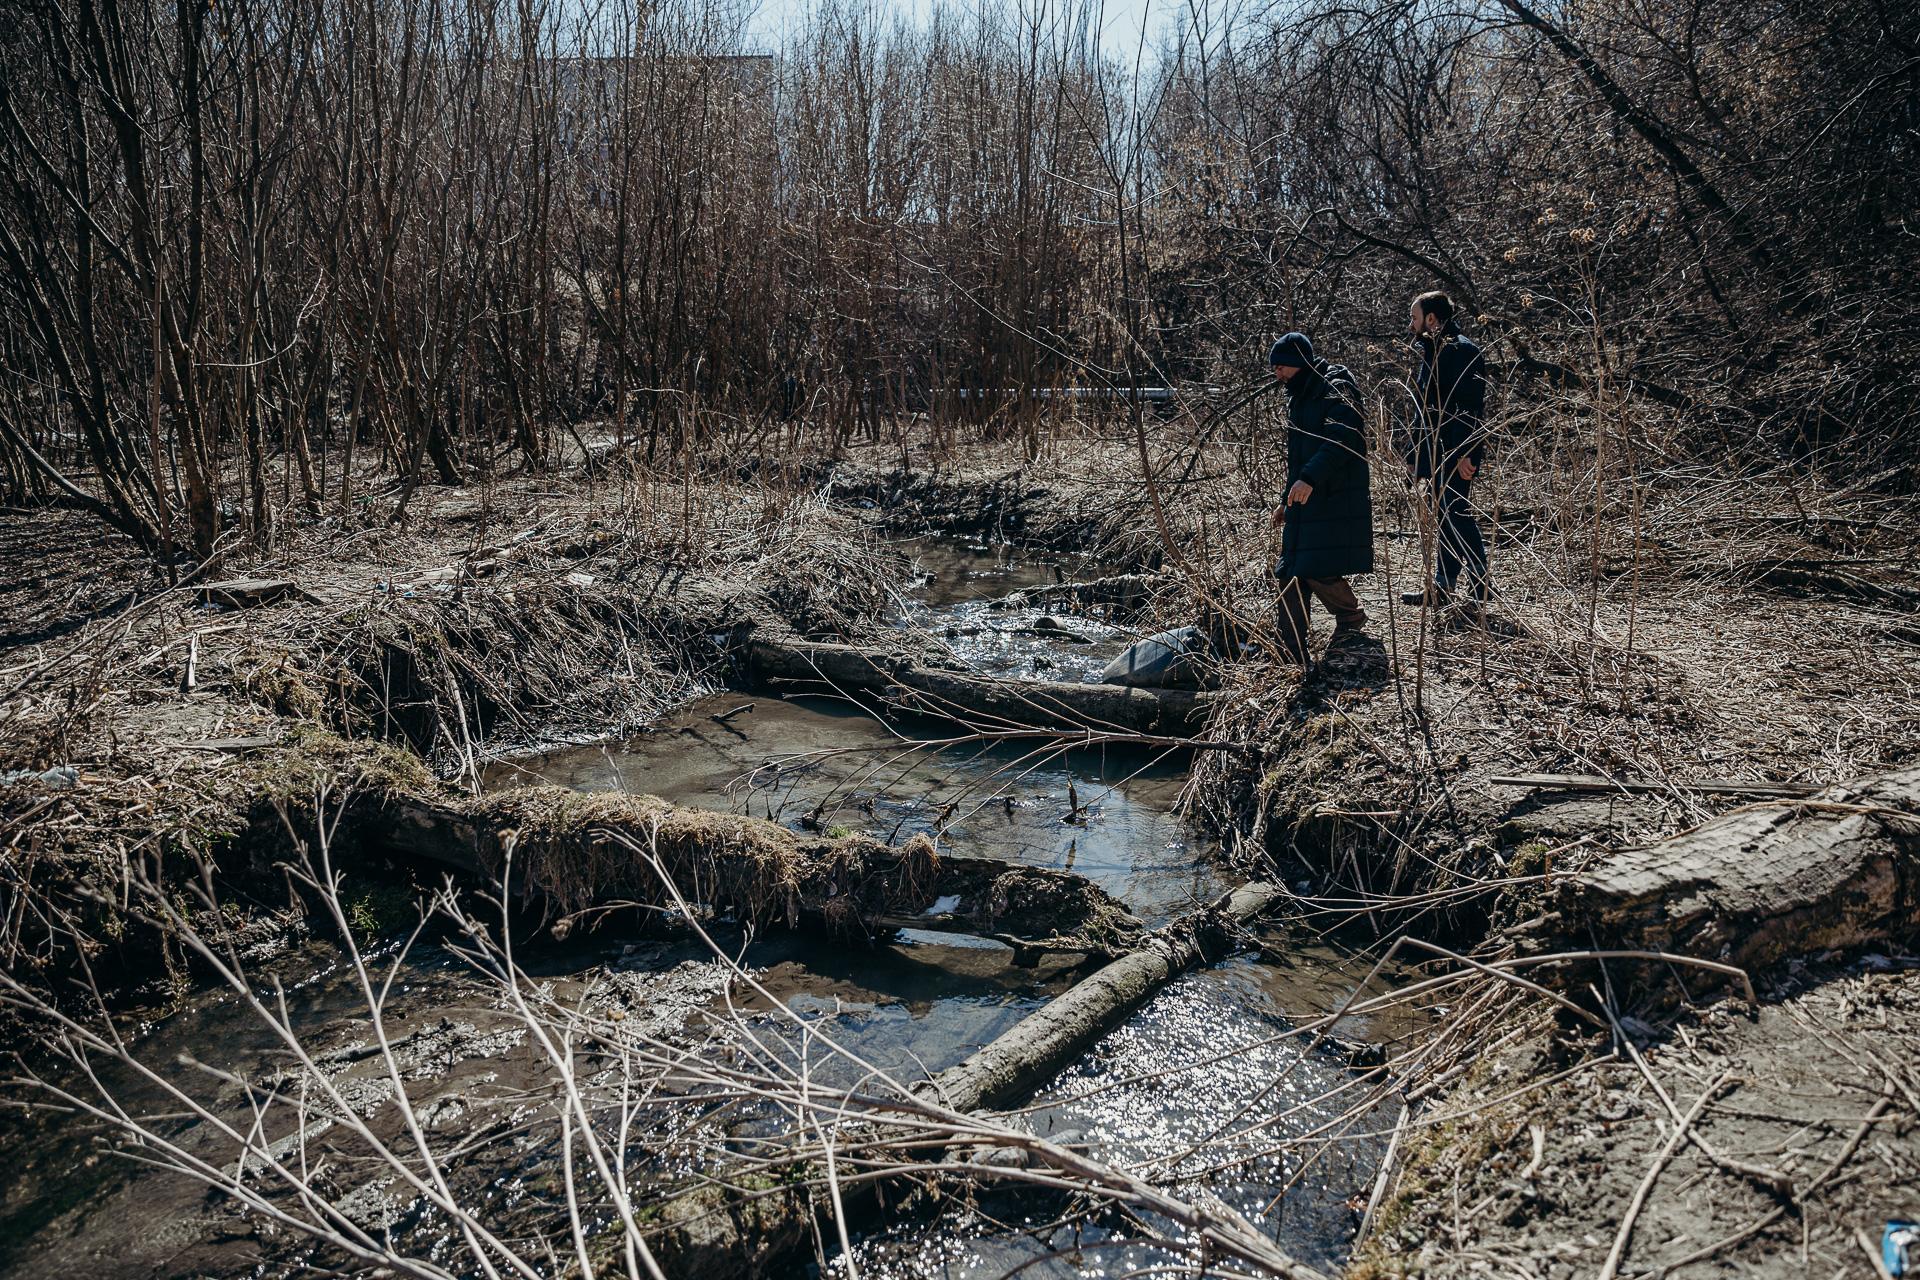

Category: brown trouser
[1275, 576, 1366, 662]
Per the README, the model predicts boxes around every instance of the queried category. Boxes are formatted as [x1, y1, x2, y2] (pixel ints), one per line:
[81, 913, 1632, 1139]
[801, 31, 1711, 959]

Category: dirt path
[1356, 958, 1920, 1280]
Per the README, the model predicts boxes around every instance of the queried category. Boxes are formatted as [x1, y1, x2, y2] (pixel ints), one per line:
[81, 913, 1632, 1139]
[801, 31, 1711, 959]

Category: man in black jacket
[1402, 291, 1489, 608]
[1268, 332, 1373, 662]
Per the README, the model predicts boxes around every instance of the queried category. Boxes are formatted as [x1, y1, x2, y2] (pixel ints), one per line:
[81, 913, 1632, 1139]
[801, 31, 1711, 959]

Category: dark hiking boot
[1329, 614, 1370, 645]
[1399, 587, 1450, 607]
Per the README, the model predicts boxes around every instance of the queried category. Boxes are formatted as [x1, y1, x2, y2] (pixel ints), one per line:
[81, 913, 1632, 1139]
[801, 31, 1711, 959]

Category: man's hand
[1287, 478, 1314, 506]
[1454, 457, 1478, 482]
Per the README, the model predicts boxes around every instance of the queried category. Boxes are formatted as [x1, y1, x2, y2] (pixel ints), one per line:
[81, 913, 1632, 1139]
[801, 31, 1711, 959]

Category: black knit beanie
[1267, 332, 1314, 369]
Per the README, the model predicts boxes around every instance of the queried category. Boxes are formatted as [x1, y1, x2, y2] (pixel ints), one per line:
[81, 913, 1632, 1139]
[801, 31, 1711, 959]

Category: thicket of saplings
[0, 0, 1911, 564]
[3, 1, 1914, 1272]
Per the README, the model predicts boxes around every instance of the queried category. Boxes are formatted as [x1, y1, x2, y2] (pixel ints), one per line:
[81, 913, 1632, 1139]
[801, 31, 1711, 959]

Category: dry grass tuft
[487, 788, 809, 927]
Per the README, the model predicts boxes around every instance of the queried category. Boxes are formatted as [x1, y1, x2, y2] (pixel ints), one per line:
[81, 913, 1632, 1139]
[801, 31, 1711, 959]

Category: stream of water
[0, 536, 1391, 1280]
[485, 692, 1222, 925]
[892, 537, 1129, 684]
[484, 537, 1394, 1274]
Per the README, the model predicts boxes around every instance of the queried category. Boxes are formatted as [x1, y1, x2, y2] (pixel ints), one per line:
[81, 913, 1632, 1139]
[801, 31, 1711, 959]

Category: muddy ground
[3, 430, 1919, 1278]
[1353, 958, 1920, 1280]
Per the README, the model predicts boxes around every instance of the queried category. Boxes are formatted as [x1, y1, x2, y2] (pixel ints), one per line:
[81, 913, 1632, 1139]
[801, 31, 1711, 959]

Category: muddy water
[0, 929, 1086, 1280]
[475, 537, 1394, 1273]
[3, 929, 1391, 1280]
[834, 939, 1396, 1277]
[3, 537, 1390, 1279]
[486, 693, 1223, 923]
[0, 939, 516, 1279]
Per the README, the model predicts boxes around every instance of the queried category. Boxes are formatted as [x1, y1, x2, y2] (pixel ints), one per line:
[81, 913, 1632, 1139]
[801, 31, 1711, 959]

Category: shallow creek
[486, 693, 1220, 924]
[892, 537, 1129, 684]
[1, 537, 1392, 1279]
[482, 538, 1396, 1273]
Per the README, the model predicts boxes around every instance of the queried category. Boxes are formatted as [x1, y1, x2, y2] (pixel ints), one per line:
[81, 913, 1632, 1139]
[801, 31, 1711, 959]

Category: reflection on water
[478, 537, 1393, 1273]
[0, 941, 498, 1280]
[1030, 960, 1389, 1269]
[900, 537, 1080, 609]
[738, 930, 1074, 1078]
[0, 929, 1078, 1280]
[484, 693, 1227, 924]
[3, 536, 1393, 1279]
[894, 537, 1129, 683]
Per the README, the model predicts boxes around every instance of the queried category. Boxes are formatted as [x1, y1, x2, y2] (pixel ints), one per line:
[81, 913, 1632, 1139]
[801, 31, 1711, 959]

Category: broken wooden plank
[1491, 773, 1820, 799]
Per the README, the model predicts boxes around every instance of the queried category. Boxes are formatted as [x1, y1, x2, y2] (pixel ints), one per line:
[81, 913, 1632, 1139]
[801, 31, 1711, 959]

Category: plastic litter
[1887, 1221, 1917, 1277]
[1100, 626, 1207, 689]
[0, 764, 78, 790]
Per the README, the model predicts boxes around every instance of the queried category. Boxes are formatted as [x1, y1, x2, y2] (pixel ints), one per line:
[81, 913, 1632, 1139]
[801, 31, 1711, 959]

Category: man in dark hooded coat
[1268, 331, 1373, 662]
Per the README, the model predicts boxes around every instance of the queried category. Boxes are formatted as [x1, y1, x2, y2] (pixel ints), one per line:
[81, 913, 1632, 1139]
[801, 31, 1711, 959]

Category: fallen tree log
[742, 634, 1219, 737]
[263, 743, 1317, 1275]
[196, 577, 319, 609]
[646, 880, 1328, 1280]
[922, 880, 1286, 1112]
[1544, 765, 1920, 983]
[324, 783, 1144, 953]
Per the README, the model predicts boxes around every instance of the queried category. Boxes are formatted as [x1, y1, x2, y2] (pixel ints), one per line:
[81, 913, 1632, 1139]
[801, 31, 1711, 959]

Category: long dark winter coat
[1278, 360, 1374, 579]
[1408, 326, 1487, 479]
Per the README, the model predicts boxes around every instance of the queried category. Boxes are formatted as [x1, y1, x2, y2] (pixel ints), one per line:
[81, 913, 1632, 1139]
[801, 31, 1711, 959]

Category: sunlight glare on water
[893, 537, 1130, 684]
[837, 958, 1389, 1277]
